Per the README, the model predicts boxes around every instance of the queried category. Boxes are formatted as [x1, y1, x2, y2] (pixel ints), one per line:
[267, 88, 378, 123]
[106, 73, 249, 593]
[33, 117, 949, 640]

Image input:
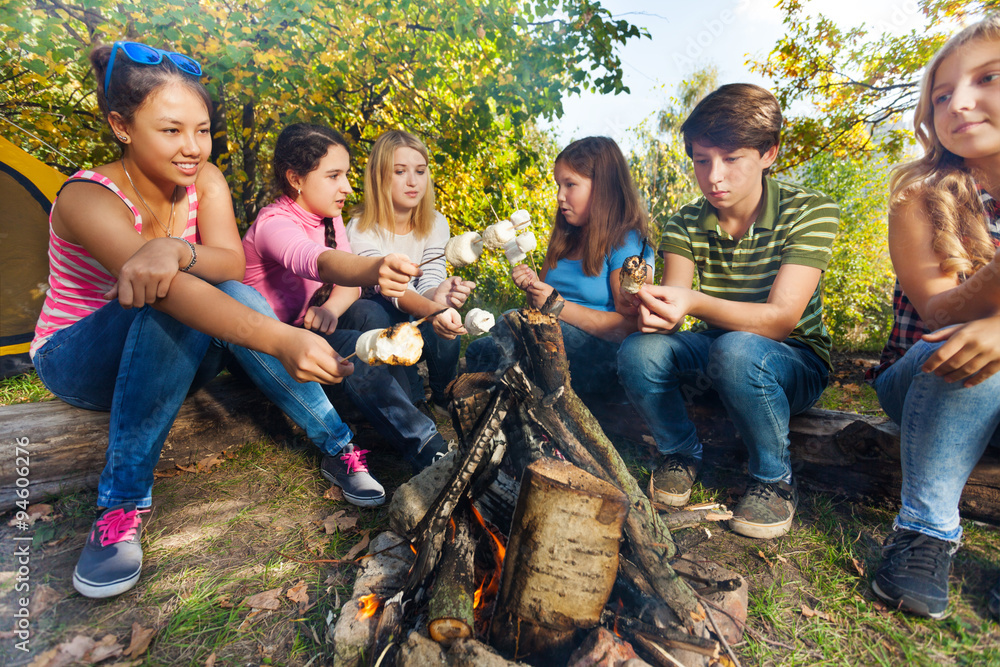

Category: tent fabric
[0, 135, 67, 379]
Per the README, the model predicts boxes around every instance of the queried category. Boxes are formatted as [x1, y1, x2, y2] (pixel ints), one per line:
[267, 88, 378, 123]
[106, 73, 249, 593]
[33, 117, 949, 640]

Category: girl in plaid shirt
[868, 13, 1000, 621]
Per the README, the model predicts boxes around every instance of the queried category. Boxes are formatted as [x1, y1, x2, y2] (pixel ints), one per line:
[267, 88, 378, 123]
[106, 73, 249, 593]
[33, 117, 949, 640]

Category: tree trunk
[428, 515, 476, 646]
[489, 457, 629, 665]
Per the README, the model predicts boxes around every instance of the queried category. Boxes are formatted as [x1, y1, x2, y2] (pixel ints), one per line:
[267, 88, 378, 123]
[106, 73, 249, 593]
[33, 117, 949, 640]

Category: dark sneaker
[412, 434, 449, 471]
[651, 454, 701, 507]
[872, 529, 955, 619]
[989, 577, 999, 620]
[729, 480, 798, 539]
[73, 503, 149, 599]
[321, 445, 385, 507]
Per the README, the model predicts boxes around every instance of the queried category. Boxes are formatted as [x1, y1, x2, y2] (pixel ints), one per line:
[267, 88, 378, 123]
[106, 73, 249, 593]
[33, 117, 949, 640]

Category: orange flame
[470, 503, 506, 562]
[356, 593, 380, 620]
[473, 577, 486, 608]
[613, 598, 623, 637]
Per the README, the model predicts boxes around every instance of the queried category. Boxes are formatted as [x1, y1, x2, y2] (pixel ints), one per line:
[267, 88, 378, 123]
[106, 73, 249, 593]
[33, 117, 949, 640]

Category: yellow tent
[0, 135, 67, 378]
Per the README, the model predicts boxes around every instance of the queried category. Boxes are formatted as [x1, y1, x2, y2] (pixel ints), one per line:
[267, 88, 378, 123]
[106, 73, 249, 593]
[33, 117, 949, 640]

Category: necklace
[122, 159, 178, 238]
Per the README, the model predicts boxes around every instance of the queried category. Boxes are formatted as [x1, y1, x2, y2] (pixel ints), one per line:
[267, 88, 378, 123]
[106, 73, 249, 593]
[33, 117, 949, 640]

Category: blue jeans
[617, 330, 829, 483]
[339, 296, 460, 403]
[464, 316, 624, 397]
[873, 339, 1000, 542]
[34, 280, 353, 508]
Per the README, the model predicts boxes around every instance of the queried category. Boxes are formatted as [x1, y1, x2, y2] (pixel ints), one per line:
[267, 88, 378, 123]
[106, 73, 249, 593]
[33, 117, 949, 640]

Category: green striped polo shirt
[660, 177, 839, 369]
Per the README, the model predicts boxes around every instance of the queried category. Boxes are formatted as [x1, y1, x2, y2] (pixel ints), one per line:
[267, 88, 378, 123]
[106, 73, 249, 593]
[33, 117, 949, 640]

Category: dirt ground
[1, 353, 998, 666]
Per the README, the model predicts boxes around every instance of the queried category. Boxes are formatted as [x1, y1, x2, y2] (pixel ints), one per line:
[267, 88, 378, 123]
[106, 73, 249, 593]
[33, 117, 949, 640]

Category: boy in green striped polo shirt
[617, 83, 839, 539]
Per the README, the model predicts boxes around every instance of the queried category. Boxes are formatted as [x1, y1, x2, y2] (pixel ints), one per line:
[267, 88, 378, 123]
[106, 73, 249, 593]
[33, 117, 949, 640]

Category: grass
[0, 370, 53, 405]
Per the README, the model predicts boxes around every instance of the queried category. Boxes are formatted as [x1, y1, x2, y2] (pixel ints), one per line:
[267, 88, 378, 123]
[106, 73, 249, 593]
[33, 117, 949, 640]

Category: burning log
[428, 515, 476, 645]
[489, 458, 630, 663]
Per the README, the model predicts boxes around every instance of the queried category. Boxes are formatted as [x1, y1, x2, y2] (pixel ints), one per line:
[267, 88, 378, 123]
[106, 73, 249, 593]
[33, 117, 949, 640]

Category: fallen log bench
[0, 375, 298, 513]
[587, 399, 1000, 524]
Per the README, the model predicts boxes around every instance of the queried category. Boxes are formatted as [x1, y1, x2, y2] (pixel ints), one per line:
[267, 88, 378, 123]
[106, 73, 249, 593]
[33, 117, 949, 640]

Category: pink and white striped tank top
[30, 170, 199, 358]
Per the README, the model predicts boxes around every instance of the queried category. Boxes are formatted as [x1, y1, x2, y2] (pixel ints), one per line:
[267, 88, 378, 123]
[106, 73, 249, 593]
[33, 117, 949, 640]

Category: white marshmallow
[515, 231, 536, 253]
[464, 308, 496, 336]
[483, 219, 515, 250]
[503, 238, 527, 265]
[510, 209, 531, 230]
[355, 323, 424, 366]
[444, 231, 484, 268]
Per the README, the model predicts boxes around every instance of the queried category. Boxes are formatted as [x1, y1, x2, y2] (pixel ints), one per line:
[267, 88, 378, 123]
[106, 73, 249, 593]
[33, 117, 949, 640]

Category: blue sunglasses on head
[104, 41, 203, 100]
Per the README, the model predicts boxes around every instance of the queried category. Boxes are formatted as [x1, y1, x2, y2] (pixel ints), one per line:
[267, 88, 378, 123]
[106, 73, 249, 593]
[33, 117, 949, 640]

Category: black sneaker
[412, 434, 449, 471]
[989, 577, 999, 620]
[650, 454, 701, 507]
[73, 503, 150, 599]
[729, 479, 798, 539]
[872, 529, 955, 619]
[321, 445, 385, 507]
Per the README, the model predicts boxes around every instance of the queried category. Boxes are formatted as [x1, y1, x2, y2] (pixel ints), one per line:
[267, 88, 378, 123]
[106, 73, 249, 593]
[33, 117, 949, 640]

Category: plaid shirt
[867, 189, 1000, 382]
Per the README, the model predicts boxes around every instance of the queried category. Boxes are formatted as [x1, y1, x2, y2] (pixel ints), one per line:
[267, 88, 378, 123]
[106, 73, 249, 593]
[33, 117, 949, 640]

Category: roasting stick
[418, 251, 445, 267]
[341, 309, 448, 362]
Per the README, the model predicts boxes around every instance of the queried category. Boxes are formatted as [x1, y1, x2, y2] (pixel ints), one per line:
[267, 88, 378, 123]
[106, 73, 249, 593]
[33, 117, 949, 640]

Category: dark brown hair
[544, 136, 648, 277]
[272, 123, 353, 308]
[680, 83, 782, 170]
[90, 44, 212, 148]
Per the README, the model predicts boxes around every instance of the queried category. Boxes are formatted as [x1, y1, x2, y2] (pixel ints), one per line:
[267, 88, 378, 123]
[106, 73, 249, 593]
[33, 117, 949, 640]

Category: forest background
[3, 0, 999, 351]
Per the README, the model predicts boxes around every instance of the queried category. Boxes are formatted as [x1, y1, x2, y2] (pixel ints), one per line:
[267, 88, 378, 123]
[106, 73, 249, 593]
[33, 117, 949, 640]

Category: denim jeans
[464, 315, 624, 397]
[339, 295, 460, 403]
[873, 339, 1000, 542]
[617, 329, 829, 483]
[34, 280, 354, 508]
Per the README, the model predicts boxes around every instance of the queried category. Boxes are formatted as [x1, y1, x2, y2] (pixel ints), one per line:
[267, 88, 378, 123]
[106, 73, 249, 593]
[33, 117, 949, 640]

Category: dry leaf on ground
[7, 504, 54, 528]
[153, 468, 182, 479]
[204, 651, 217, 667]
[323, 486, 345, 501]
[215, 594, 234, 608]
[196, 452, 227, 473]
[123, 623, 156, 658]
[850, 557, 866, 577]
[320, 510, 358, 534]
[756, 549, 773, 568]
[244, 587, 283, 611]
[28, 584, 65, 616]
[286, 581, 309, 605]
[344, 530, 371, 561]
[800, 603, 836, 622]
[29, 634, 124, 667]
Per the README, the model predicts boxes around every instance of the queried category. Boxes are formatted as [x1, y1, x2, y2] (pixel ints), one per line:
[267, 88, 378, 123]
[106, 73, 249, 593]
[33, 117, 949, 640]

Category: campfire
[331, 299, 746, 667]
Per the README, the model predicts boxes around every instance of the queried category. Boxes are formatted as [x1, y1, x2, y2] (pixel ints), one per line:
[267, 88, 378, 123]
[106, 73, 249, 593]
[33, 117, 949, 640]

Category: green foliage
[754, 0, 1000, 172]
[0, 0, 644, 245]
[792, 152, 895, 351]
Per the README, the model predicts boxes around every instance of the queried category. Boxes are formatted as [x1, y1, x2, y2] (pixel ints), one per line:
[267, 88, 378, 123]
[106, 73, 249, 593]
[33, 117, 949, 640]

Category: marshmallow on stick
[355, 322, 424, 366]
[444, 231, 484, 268]
[503, 238, 527, 265]
[464, 308, 496, 336]
[509, 209, 531, 230]
[483, 219, 515, 250]
[619, 255, 648, 295]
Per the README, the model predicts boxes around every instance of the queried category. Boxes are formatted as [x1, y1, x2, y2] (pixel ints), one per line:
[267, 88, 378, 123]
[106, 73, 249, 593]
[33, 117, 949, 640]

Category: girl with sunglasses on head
[31, 42, 419, 599]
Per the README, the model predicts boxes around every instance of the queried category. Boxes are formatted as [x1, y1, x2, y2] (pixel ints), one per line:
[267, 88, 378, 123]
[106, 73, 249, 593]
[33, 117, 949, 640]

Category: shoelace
[95, 507, 150, 547]
[886, 532, 952, 577]
[340, 448, 371, 474]
[666, 457, 692, 473]
[745, 482, 792, 501]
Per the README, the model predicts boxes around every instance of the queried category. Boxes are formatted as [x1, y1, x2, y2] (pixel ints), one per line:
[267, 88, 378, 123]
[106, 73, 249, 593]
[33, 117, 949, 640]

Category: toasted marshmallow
[619, 255, 648, 295]
[444, 231, 484, 268]
[503, 238, 527, 265]
[510, 209, 531, 230]
[464, 308, 496, 336]
[515, 230, 536, 253]
[355, 322, 424, 366]
[483, 219, 516, 250]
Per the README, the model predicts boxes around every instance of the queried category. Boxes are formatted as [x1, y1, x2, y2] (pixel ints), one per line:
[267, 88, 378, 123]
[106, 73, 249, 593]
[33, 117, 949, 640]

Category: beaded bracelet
[177, 237, 197, 272]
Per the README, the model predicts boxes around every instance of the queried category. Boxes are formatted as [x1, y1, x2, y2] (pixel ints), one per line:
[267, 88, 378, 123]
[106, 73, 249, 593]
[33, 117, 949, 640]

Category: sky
[544, 0, 930, 148]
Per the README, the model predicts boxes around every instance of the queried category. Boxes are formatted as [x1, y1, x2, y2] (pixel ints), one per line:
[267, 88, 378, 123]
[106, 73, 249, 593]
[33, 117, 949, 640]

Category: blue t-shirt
[544, 230, 655, 312]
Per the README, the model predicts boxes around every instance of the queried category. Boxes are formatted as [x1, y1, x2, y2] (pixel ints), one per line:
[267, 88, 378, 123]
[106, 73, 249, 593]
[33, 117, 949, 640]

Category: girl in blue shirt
[467, 136, 654, 396]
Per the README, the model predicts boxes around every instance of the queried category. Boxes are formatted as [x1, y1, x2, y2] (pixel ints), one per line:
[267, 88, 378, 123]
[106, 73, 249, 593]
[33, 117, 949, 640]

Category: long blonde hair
[890, 13, 1000, 279]
[353, 130, 437, 239]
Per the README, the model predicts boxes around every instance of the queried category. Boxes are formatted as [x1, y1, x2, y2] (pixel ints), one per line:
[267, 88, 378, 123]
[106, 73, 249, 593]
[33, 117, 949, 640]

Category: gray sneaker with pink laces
[321, 444, 386, 507]
[73, 503, 150, 598]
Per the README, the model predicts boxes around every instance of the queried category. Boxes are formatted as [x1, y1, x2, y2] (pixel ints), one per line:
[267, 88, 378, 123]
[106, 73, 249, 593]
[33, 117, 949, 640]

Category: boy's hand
[921, 314, 1000, 386]
[378, 253, 420, 299]
[303, 305, 339, 335]
[636, 285, 693, 333]
[432, 276, 476, 309]
[431, 308, 467, 339]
